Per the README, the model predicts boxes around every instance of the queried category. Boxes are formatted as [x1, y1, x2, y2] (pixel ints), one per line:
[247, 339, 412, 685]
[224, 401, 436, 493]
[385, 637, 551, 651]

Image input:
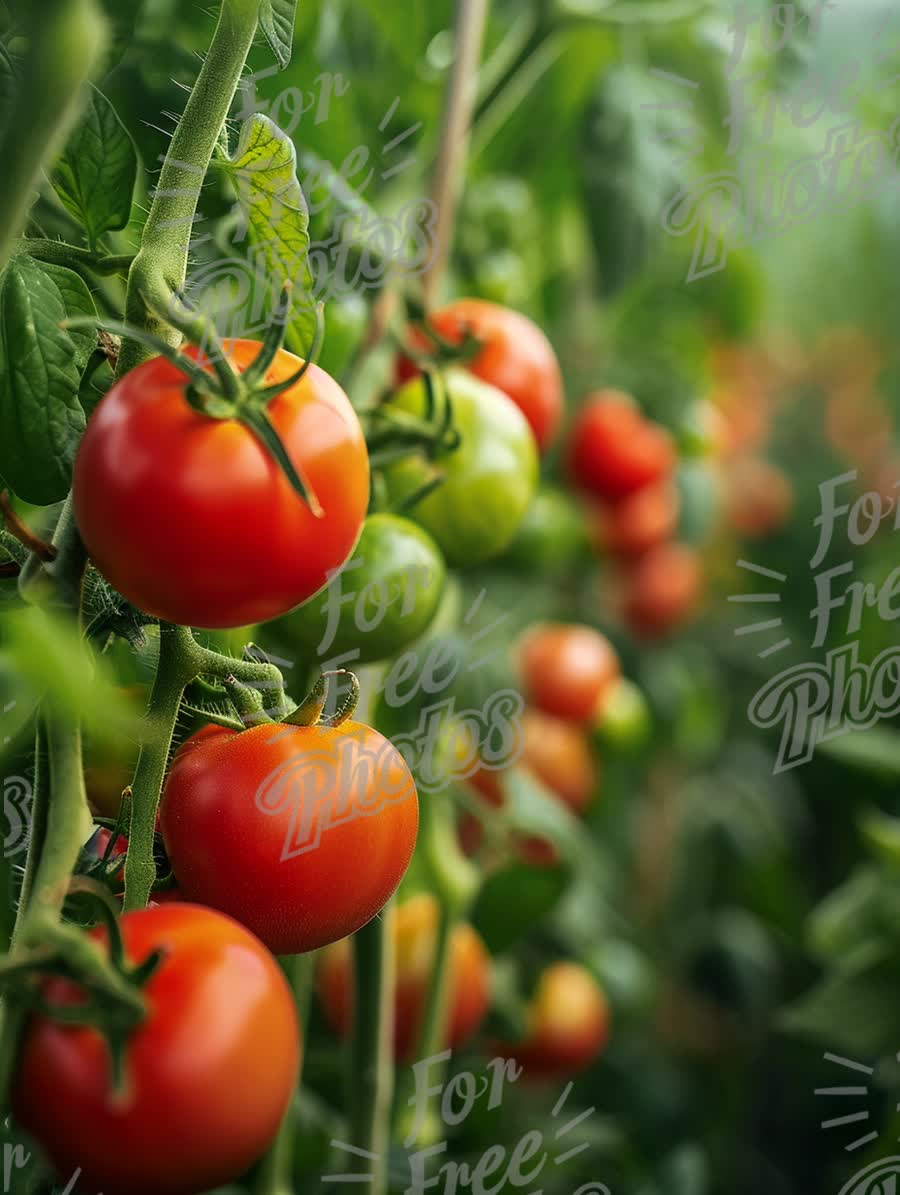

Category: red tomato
[591, 480, 680, 558]
[14, 904, 300, 1195]
[396, 298, 563, 452]
[568, 392, 675, 501]
[519, 709, 596, 815]
[492, 962, 609, 1080]
[724, 456, 794, 537]
[159, 720, 418, 954]
[317, 893, 490, 1060]
[623, 541, 703, 639]
[73, 340, 369, 629]
[518, 622, 620, 724]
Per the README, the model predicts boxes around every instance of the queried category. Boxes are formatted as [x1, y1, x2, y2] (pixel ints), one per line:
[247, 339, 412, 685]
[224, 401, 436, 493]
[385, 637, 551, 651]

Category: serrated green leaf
[221, 114, 317, 356]
[0, 256, 96, 504]
[51, 84, 137, 248]
[259, 0, 298, 69]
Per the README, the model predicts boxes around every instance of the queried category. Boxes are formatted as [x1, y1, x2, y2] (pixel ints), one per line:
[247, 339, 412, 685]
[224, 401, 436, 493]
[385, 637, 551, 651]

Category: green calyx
[283, 670, 361, 729]
[65, 283, 326, 513]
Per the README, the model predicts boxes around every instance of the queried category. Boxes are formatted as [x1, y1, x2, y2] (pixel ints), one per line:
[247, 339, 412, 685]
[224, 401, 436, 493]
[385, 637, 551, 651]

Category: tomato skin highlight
[518, 622, 620, 724]
[13, 904, 300, 1195]
[569, 391, 675, 501]
[492, 961, 610, 1080]
[160, 720, 418, 954]
[73, 340, 369, 629]
[383, 369, 538, 567]
[273, 513, 446, 666]
[317, 893, 491, 1060]
[397, 298, 563, 452]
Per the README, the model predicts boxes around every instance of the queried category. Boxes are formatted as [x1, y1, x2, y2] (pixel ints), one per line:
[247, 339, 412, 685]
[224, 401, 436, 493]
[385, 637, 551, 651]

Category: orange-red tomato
[492, 962, 609, 1080]
[73, 341, 369, 629]
[159, 720, 418, 954]
[591, 480, 680, 558]
[724, 456, 794, 538]
[622, 541, 703, 639]
[317, 893, 490, 1061]
[568, 392, 675, 501]
[396, 298, 563, 453]
[518, 622, 620, 724]
[14, 904, 300, 1195]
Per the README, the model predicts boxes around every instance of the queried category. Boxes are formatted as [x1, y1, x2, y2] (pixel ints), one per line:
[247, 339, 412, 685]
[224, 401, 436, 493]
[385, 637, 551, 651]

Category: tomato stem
[117, 0, 262, 376]
[347, 906, 396, 1195]
[19, 239, 135, 278]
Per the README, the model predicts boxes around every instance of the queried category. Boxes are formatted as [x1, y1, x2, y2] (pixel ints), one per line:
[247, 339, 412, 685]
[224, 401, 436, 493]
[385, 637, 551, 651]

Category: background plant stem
[348, 908, 395, 1195]
[0, 0, 107, 270]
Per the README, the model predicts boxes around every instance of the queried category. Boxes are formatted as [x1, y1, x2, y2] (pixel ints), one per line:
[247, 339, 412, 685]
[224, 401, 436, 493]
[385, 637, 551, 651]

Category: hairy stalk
[0, 0, 107, 270]
[117, 0, 262, 376]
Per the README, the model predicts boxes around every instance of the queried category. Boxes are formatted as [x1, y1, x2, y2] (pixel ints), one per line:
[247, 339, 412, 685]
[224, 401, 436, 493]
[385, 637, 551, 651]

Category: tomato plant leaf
[0, 256, 96, 505]
[259, 0, 298, 70]
[220, 114, 318, 356]
[50, 84, 137, 249]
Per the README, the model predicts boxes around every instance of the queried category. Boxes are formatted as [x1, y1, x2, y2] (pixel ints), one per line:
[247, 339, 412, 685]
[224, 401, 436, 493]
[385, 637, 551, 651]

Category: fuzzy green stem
[348, 908, 395, 1195]
[117, 0, 262, 376]
[19, 239, 135, 277]
[0, 0, 107, 270]
[254, 952, 317, 1195]
[123, 624, 200, 911]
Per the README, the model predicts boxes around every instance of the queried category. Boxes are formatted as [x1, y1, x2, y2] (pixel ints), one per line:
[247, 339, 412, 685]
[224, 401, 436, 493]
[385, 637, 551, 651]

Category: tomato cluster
[568, 390, 703, 639]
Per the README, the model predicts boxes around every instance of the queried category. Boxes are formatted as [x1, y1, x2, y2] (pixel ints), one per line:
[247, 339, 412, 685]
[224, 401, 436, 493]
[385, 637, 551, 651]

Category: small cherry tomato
[382, 369, 538, 567]
[73, 340, 369, 629]
[593, 677, 651, 754]
[518, 709, 595, 816]
[14, 904, 300, 1195]
[492, 961, 609, 1080]
[568, 391, 675, 501]
[622, 541, 703, 639]
[501, 487, 588, 573]
[591, 480, 680, 558]
[273, 513, 446, 666]
[517, 622, 620, 724]
[397, 298, 563, 452]
[159, 718, 418, 954]
[317, 893, 490, 1060]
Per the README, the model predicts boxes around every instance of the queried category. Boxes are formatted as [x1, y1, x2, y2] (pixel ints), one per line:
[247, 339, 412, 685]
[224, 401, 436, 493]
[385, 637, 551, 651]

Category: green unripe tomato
[317, 292, 368, 380]
[382, 369, 538, 567]
[594, 677, 651, 754]
[501, 487, 587, 573]
[273, 514, 446, 667]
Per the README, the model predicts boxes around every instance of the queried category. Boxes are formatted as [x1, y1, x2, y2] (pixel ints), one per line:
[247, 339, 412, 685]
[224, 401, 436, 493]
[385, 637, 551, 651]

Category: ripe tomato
[317, 893, 490, 1060]
[14, 904, 300, 1195]
[159, 719, 418, 954]
[73, 340, 369, 629]
[382, 369, 538, 567]
[273, 513, 446, 666]
[622, 541, 703, 639]
[518, 709, 595, 815]
[568, 391, 675, 501]
[492, 962, 609, 1080]
[397, 298, 563, 452]
[724, 456, 793, 538]
[591, 480, 680, 558]
[518, 622, 620, 724]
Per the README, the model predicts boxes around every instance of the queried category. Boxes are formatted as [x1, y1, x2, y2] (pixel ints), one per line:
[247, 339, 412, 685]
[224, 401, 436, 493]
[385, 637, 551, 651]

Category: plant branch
[20, 238, 135, 277]
[117, 0, 262, 376]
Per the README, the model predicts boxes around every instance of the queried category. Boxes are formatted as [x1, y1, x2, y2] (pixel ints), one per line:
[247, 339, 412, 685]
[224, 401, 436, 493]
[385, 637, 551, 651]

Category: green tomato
[272, 513, 446, 667]
[594, 677, 651, 755]
[382, 370, 538, 567]
[316, 292, 368, 379]
[501, 486, 587, 573]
